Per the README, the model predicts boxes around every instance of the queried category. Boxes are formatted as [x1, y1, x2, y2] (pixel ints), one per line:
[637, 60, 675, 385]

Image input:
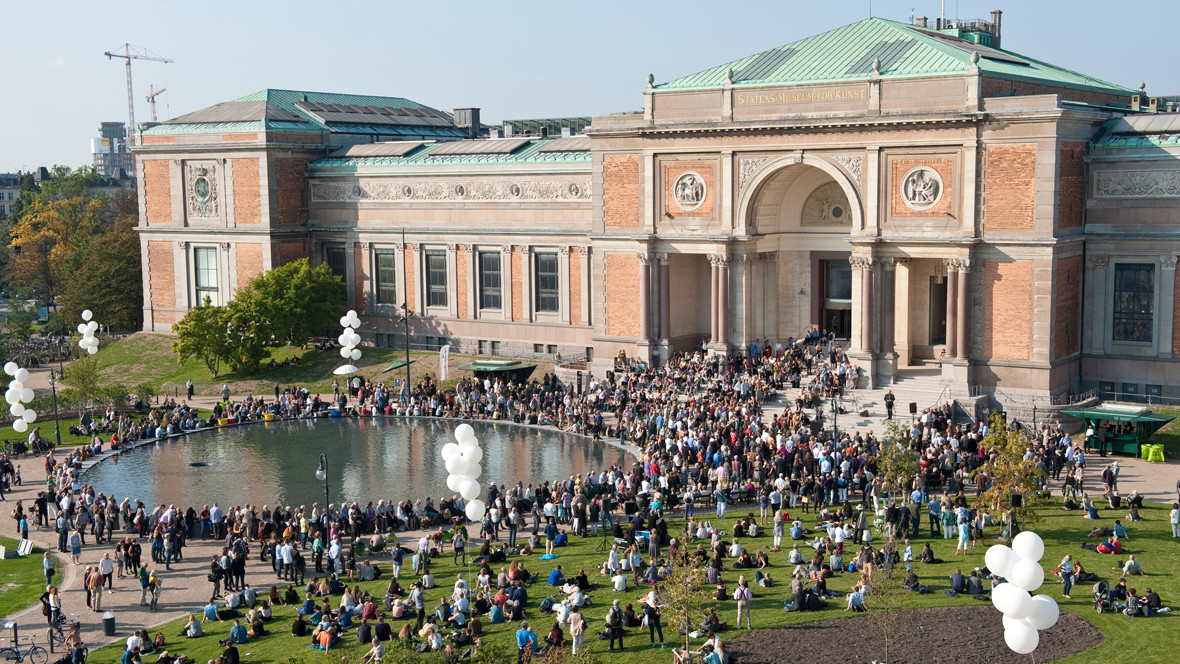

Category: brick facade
[277, 241, 308, 266]
[890, 157, 954, 218]
[235, 243, 264, 289]
[143, 160, 172, 225]
[604, 155, 641, 227]
[147, 241, 175, 310]
[985, 144, 1037, 230]
[981, 77, 1129, 107]
[663, 163, 715, 218]
[1053, 255, 1083, 359]
[511, 247, 523, 321]
[456, 246, 468, 319]
[569, 247, 582, 326]
[606, 253, 640, 338]
[1057, 142, 1086, 229]
[231, 158, 261, 225]
[222, 134, 258, 142]
[982, 261, 1033, 361]
[404, 245, 415, 314]
[274, 157, 308, 225]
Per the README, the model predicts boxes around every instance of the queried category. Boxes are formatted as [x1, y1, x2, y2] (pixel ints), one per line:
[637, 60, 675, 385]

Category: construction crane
[146, 85, 167, 123]
[104, 44, 173, 146]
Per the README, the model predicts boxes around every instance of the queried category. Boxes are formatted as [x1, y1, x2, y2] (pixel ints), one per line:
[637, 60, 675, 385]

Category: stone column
[1160, 256, 1176, 358]
[658, 253, 671, 345]
[944, 260, 958, 358]
[956, 259, 971, 360]
[719, 257, 731, 349]
[710, 257, 720, 344]
[638, 254, 652, 342]
[852, 256, 874, 354]
[881, 258, 896, 355]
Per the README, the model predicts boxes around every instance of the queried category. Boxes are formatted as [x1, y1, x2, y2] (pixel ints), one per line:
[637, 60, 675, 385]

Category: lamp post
[48, 370, 61, 448]
[315, 454, 329, 510]
[400, 305, 411, 403]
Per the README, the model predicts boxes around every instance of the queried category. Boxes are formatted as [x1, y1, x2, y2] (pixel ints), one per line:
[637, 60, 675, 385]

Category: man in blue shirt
[515, 621, 539, 663]
[548, 565, 565, 586]
[228, 619, 248, 645]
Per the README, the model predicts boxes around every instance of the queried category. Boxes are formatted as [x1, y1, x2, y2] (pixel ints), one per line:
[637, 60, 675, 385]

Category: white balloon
[350, 349, 362, 361]
[985, 545, 1017, 579]
[9, 380, 22, 392]
[340, 347, 352, 358]
[444, 455, 466, 476]
[13, 419, 27, 433]
[446, 474, 464, 492]
[347, 310, 358, 320]
[465, 499, 486, 522]
[1025, 595, 1060, 631]
[339, 316, 351, 328]
[1004, 621, 1040, 655]
[87, 346, 97, 355]
[86, 321, 98, 333]
[21, 409, 36, 423]
[1012, 531, 1045, 563]
[454, 423, 475, 443]
[459, 479, 480, 502]
[77, 323, 88, 334]
[14, 368, 28, 383]
[463, 463, 482, 481]
[4, 390, 17, 405]
[441, 442, 461, 462]
[463, 445, 484, 465]
[20, 388, 34, 403]
[993, 583, 1034, 620]
[3, 362, 16, 376]
[1009, 558, 1045, 592]
[351, 332, 362, 347]
[9, 403, 24, 417]
[338, 333, 349, 346]
[82, 309, 93, 321]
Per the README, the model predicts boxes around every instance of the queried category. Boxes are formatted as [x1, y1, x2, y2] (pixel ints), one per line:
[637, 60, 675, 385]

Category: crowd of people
[2, 333, 1174, 664]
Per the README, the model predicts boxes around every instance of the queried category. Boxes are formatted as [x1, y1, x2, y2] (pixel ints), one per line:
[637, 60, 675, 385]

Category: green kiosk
[1060, 404, 1173, 460]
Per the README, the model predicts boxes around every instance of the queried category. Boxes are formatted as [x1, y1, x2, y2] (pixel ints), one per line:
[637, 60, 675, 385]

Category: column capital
[520, 245, 531, 257]
[360, 241, 371, 250]
[637, 253, 653, 266]
[759, 251, 778, 262]
[709, 253, 731, 267]
[576, 245, 590, 254]
[175, 240, 186, 250]
[879, 256, 897, 270]
[953, 258, 972, 272]
[892, 257, 912, 266]
[501, 245, 514, 256]
[313, 240, 324, 251]
[1088, 255, 1110, 269]
[446, 243, 457, 252]
[460, 243, 474, 253]
[655, 252, 670, 264]
[850, 255, 874, 269]
[559, 246, 570, 256]
[1162, 256, 1177, 271]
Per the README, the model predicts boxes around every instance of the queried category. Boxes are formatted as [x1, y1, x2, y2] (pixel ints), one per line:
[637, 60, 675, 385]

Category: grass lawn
[81, 334, 552, 400]
[1148, 406, 1180, 458]
[0, 536, 56, 617]
[2, 410, 214, 451]
[83, 498, 1180, 664]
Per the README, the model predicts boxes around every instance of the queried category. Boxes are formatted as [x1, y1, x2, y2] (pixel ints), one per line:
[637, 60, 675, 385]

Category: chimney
[454, 108, 480, 138]
[916, 15, 927, 27]
[990, 9, 1003, 49]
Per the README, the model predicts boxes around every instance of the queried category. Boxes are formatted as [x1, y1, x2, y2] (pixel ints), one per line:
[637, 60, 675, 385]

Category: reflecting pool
[83, 418, 630, 509]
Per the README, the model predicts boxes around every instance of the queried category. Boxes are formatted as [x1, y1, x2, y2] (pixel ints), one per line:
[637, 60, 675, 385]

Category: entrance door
[929, 276, 947, 345]
[823, 260, 852, 340]
[824, 308, 851, 340]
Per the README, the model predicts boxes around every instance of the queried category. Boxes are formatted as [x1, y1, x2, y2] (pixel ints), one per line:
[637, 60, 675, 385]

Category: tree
[235, 258, 345, 347]
[59, 213, 143, 331]
[62, 353, 102, 408]
[865, 571, 915, 664]
[972, 412, 1044, 537]
[877, 420, 920, 497]
[172, 297, 231, 377]
[660, 545, 714, 655]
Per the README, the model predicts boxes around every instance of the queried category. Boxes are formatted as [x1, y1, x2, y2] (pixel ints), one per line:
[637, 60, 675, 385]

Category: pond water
[82, 418, 630, 509]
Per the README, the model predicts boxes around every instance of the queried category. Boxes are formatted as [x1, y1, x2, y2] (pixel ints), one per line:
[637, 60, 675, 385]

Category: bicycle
[44, 616, 69, 654]
[0, 637, 48, 664]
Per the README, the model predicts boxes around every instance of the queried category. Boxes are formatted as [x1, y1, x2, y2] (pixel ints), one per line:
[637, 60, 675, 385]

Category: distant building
[133, 13, 1180, 405]
[92, 122, 135, 179]
[0, 172, 20, 217]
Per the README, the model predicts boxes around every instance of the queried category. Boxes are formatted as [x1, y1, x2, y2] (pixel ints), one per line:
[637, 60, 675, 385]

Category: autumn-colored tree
[972, 412, 1044, 535]
[59, 213, 143, 331]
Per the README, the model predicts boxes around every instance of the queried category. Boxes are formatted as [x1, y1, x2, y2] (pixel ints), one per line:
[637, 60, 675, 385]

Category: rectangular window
[479, 251, 501, 309]
[324, 245, 347, 279]
[824, 260, 852, 301]
[374, 250, 398, 305]
[585, 347, 594, 362]
[478, 340, 487, 355]
[534, 252, 559, 313]
[1112, 264, 1153, 342]
[534, 343, 544, 354]
[194, 246, 219, 306]
[491, 340, 500, 356]
[425, 250, 447, 307]
[546, 344, 557, 354]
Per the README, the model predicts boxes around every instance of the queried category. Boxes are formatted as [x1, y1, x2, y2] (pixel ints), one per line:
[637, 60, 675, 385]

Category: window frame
[478, 251, 502, 310]
[193, 246, 220, 306]
[1111, 263, 1154, 343]
[424, 249, 448, 308]
[374, 249, 398, 305]
[324, 244, 347, 280]
[533, 252, 560, 314]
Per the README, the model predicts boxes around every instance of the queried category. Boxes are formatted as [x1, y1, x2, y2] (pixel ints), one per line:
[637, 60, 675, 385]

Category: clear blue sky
[2, 0, 1177, 172]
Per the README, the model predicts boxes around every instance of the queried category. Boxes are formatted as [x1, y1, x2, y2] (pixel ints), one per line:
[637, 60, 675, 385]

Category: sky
[2, 0, 1178, 172]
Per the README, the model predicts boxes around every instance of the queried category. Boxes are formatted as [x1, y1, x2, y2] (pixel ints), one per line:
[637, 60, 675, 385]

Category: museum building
[134, 13, 1180, 403]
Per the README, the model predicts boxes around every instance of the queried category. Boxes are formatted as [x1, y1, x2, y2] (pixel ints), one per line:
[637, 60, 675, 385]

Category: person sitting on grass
[180, 614, 202, 638]
[1121, 554, 1145, 578]
[845, 582, 867, 612]
[548, 565, 566, 586]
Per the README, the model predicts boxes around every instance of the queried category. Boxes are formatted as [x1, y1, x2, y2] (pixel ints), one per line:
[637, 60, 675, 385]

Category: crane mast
[104, 43, 173, 146]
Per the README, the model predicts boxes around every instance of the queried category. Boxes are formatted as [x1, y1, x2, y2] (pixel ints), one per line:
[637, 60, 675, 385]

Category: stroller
[1092, 580, 1113, 613]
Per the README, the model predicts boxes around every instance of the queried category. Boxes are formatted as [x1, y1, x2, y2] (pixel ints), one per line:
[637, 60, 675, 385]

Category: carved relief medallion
[900, 166, 943, 211]
[672, 171, 706, 211]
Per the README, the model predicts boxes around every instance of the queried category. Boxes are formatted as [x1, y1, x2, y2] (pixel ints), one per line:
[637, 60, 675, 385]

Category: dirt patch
[728, 605, 1103, 664]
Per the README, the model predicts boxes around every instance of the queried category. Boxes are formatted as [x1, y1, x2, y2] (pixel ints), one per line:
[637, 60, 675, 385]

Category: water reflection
[83, 418, 630, 508]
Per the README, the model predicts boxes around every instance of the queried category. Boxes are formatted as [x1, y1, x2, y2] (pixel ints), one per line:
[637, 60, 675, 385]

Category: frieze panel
[831, 154, 863, 183]
[184, 161, 220, 220]
[1093, 170, 1180, 198]
[310, 179, 593, 203]
[738, 158, 766, 189]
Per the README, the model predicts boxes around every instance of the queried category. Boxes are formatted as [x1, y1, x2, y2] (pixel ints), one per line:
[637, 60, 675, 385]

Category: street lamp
[315, 454, 329, 509]
[399, 305, 412, 404]
[48, 370, 61, 448]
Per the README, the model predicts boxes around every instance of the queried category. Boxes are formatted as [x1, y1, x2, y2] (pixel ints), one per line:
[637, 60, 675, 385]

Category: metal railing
[969, 385, 1097, 407]
[1101, 391, 1180, 407]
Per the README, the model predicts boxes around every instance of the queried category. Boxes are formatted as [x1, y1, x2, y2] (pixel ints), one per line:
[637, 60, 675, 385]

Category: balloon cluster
[337, 310, 363, 362]
[76, 310, 100, 355]
[987, 531, 1060, 655]
[3, 362, 37, 433]
[442, 423, 486, 522]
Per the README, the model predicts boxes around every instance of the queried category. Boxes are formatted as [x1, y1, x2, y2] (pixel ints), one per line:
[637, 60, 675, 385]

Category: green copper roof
[308, 137, 590, 170]
[656, 17, 1135, 96]
[141, 120, 312, 135]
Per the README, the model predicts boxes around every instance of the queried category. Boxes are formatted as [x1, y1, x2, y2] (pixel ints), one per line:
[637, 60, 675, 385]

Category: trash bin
[102, 611, 115, 637]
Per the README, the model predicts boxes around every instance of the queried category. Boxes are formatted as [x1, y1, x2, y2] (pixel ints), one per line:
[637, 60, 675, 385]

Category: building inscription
[735, 87, 867, 106]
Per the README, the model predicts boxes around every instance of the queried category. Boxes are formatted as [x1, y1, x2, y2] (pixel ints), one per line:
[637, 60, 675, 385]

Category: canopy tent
[1060, 406, 1174, 455]
[456, 360, 536, 383]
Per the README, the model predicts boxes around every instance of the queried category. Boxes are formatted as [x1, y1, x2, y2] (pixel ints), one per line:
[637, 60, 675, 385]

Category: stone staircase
[836, 366, 958, 436]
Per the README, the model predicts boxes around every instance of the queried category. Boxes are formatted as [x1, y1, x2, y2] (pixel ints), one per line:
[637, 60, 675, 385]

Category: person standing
[606, 600, 625, 651]
[99, 552, 115, 590]
[1058, 554, 1075, 599]
[89, 566, 104, 612]
[733, 578, 752, 629]
[568, 604, 586, 656]
[644, 599, 664, 647]
[186, 379, 194, 400]
[884, 390, 895, 420]
[43, 552, 55, 589]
